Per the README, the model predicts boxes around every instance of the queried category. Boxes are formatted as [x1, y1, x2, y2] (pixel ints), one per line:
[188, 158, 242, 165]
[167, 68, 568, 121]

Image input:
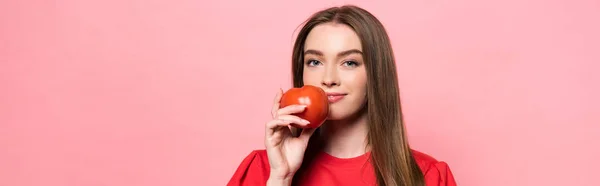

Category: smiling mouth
[326, 93, 346, 103]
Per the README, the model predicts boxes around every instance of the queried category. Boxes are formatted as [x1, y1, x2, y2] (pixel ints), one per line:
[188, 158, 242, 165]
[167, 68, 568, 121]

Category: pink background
[1, 0, 599, 185]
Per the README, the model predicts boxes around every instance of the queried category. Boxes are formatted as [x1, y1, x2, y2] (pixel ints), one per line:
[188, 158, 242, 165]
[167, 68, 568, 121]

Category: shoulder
[411, 149, 458, 186]
[253, 149, 269, 158]
[227, 150, 270, 186]
[241, 149, 269, 163]
[410, 149, 440, 170]
[237, 149, 270, 169]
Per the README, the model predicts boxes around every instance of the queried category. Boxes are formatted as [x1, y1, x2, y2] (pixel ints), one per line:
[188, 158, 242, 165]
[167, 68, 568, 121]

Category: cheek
[355, 74, 368, 104]
[302, 69, 321, 86]
[343, 70, 367, 91]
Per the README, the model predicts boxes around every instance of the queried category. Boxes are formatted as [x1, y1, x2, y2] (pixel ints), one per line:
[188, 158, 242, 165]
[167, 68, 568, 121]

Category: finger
[265, 119, 293, 136]
[299, 128, 317, 142]
[264, 120, 292, 147]
[276, 104, 307, 117]
[271, 89, 283, 118]
[277, 115, 310, 127]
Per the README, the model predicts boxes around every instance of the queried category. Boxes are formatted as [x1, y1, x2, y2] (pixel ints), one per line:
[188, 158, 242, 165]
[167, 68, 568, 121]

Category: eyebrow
[304, 49, 363, 57]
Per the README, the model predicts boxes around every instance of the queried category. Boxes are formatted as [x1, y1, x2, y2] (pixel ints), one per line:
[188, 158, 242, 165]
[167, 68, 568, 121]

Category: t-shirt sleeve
[226, 150, 271, 186]
[423, 161, 457, 186]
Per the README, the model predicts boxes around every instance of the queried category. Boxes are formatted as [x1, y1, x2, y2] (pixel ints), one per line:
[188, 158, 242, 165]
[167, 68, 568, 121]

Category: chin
[326, 112, 347, 121]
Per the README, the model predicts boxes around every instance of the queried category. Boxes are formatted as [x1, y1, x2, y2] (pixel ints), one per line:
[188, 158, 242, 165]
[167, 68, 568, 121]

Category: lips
[326, 92, 347, 103]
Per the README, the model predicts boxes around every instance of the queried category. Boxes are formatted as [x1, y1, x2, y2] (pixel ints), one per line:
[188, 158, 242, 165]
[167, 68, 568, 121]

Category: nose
[321, 64, 340, 87]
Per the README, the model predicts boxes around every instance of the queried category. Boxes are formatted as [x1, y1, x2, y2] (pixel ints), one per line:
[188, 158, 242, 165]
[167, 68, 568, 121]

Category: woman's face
[302, 22, 368, 121]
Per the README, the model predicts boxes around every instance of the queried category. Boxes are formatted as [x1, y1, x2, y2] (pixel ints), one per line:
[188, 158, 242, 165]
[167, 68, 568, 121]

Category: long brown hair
[290, 5, 425, 186]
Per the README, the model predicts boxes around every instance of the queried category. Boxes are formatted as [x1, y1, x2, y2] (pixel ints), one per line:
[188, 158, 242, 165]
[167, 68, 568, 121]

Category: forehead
[304, 23, 362, 53]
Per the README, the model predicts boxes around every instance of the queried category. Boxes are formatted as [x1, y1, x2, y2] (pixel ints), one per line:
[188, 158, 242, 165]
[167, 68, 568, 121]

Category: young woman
[227, 5, 457, 186]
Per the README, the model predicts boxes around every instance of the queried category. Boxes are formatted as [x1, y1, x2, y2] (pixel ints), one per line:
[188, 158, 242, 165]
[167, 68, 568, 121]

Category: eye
[343, 60, 359, 67]
[306, 60, 321, 66]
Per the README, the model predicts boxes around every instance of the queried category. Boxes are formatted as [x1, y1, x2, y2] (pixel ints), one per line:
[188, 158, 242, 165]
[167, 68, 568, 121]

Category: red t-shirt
[227, 149, 457, 186]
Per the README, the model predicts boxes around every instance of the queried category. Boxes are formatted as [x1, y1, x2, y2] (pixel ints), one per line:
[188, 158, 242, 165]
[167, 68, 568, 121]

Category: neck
[319, 108, 369, 158]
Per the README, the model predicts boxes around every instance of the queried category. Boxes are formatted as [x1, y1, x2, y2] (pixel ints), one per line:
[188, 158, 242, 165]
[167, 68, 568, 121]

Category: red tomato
[279, 85, 329, 128]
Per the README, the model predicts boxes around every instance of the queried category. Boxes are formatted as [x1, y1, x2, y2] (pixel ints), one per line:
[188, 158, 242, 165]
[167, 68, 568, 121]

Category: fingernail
[301, 119, 310, 124]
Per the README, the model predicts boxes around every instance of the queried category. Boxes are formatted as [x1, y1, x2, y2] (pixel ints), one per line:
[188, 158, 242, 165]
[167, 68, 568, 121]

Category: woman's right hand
[264, 89, 317, 185]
